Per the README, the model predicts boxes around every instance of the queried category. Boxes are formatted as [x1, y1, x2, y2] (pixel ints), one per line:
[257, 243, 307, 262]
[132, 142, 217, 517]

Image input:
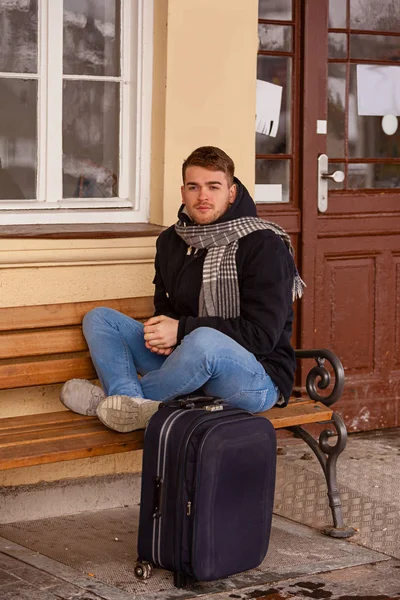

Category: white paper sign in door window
[256, 79, 283, 137]
[357, 65, 400, 116]
[254, 184, 283, 203]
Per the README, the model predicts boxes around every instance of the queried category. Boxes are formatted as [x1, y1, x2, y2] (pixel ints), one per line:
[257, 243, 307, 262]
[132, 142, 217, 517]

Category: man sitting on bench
[61, 146, 303, 432]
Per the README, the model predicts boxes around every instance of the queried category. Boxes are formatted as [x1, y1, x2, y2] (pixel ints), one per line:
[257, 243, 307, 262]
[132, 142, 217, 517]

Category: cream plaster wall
[151, 0, 259, 225]
[0, 237, 156, 307]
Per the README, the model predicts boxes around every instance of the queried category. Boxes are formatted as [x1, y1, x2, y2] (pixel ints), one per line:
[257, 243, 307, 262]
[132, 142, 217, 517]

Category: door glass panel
[256, 55, 292, 154]
[350, 0, 400, 32]
[258, 24, 292, 52]
[258, 0, 292, 20]
[63, 0, 121, 76]
[350, 34, 400, 61]
[329, 0, 347, 28]
[348, 163, 400, 188]
[255, 159, 290, 203]
[63, 80, 120, 198]
[328, 33, 347, 58]
[0, 79, 37, 199]
[348, 65, 400, 158]
[327, 63, 346, 158]
[0, 0, 38, 73]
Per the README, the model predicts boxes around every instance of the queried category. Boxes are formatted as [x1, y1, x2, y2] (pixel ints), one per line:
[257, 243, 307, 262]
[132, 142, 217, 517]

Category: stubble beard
[190, 198, 232, 225]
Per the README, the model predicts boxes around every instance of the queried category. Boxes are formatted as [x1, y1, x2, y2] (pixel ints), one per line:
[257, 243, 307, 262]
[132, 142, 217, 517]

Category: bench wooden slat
[261, 400, 332, 428]
[0, 430, 145, 470]
[0, 356, 96, 389]
[0, 413, 144, 471]
[0, 411, 96, 432]
[0, 327, 87, 359]
[0, 402, 332, 470]
[0, 296, 154, 331]
[0, 297, 155, 389]
[0, 422, 111, 448]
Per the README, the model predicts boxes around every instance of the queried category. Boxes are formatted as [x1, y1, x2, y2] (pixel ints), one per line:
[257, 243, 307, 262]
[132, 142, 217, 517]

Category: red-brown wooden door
[300, 0, 400, 431]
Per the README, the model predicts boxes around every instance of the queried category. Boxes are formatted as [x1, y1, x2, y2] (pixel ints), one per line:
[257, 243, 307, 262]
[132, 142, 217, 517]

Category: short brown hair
[182, 146, 235, 186]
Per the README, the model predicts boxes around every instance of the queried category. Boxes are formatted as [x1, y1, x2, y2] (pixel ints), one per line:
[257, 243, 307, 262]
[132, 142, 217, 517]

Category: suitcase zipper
[152, 409, 187, 566]
[153, 408, 215, 567]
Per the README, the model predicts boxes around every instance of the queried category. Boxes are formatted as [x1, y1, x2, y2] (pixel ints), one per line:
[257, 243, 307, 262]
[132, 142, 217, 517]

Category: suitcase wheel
[134, 561, 153, 580]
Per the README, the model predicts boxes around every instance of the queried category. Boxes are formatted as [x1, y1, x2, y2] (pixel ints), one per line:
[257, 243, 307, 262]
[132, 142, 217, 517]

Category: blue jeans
[82, 307, 280, 413]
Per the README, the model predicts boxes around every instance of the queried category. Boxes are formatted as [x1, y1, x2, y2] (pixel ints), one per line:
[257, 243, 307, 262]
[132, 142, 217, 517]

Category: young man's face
[181, 166, 236, 225]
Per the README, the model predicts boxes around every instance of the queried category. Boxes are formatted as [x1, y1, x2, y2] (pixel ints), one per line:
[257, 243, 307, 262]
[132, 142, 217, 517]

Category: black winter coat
[153, 178, 296, 402]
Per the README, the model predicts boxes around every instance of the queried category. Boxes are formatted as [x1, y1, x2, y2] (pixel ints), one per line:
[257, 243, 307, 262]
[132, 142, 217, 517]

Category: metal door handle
[322, 171, 345, 183]
[317, 154, 344, 213]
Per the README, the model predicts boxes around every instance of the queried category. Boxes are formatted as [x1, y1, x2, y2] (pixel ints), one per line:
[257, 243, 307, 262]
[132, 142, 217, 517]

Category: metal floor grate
[0, 510, 386, 598]
[274, 429, 400, 559]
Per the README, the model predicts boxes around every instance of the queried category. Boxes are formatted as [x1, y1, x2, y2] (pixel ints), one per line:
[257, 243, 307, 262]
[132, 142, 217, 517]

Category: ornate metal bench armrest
[294, 348, 345, 407]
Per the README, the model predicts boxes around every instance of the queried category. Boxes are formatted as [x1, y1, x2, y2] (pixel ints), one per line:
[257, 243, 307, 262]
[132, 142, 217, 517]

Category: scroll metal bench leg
[287, 412, 356, 538]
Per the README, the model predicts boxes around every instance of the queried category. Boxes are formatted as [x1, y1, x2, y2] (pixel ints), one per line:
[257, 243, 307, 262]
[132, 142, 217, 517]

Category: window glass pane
[328, 33, 347, 58]
[63, 0, 121, 76]
[258, 25, 292, 51]
[0, 0, 38, 73]
[329, 0, 347, 28]
[0, 78, 37, 199]
[63, 80, 119, 198]
[258, 0, 292, 20]
[350, 34, 400, 61]
[255, 159, 290, 203]
[348, 163, 400, 188]
[348, 65, 400, 158]
[350, 0, 400, 31]
[327, 63, 346, 158]
[256, 56, 292, 154]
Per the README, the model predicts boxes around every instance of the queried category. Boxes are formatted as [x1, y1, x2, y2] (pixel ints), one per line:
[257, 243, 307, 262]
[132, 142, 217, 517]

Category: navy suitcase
[135, 397, 276, 588]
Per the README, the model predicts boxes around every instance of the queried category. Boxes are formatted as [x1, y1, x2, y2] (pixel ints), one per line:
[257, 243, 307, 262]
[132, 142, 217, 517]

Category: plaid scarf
[175, 216, 305, 318]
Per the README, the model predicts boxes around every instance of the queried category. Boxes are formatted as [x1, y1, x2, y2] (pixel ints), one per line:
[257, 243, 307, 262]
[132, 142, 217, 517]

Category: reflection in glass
[350, 34, 400, 61]
[328, 33, 347, 58]
[258, 0, 292, 20]
[0, 0, 38, 73]
[329, 0, 347, 28]
[348, 163, 400, 188]
[328, 163, 345, 190]
[63, 0, 121, 76]
[348, 65, 400, 158]
[350, 0, 400, 32]
[255, 159, 290, 202]
[327, 63, 346, 158]
[63, 80, 120, 198]
[0, 79, 37, 199]
[256, 56, 292, 154]
[258, 25, 292, 51]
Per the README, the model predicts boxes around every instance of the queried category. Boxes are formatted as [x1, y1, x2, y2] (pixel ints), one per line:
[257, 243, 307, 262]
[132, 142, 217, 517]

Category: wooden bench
[0, 297, 355, 537]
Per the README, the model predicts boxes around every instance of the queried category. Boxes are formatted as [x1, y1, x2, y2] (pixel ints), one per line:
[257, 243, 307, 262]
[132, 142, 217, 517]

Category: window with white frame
[0, 0, 153, 224]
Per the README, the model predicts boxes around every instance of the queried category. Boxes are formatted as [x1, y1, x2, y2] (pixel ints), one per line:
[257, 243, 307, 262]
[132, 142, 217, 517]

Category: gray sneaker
[60, 379, 106, 416]
[96, 395, 161, 433]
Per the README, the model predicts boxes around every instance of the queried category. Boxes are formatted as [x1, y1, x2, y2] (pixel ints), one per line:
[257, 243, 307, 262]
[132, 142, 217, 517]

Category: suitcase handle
[178, 396, 224, 410]
[153, 476, 163, 518]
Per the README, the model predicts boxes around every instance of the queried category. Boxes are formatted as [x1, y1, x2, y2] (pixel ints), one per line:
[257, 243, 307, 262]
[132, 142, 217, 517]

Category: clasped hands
[143, 315, 179, 356]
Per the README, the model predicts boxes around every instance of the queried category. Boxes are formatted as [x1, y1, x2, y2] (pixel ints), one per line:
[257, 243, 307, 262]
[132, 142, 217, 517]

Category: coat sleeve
[176, 232, 294, 355]
[153, 241, 180, 319]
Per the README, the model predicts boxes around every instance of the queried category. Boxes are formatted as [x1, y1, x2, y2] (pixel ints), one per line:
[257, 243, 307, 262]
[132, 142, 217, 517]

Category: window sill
[0, 223, 165, 239]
